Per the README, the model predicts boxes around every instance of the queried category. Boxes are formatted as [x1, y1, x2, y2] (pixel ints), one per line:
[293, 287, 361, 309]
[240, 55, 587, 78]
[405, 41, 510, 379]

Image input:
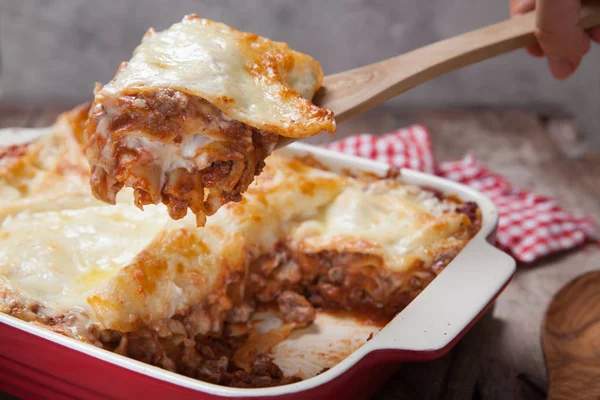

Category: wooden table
[1, 106, 599, 400]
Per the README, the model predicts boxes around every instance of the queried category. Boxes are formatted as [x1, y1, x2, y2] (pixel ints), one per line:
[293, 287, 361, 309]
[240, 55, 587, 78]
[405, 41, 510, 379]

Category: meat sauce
[84, 89, 280, 226]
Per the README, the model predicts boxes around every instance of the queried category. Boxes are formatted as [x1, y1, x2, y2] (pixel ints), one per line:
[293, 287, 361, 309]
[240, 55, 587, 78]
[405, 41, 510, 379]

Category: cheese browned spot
[84, 15, 336, 226]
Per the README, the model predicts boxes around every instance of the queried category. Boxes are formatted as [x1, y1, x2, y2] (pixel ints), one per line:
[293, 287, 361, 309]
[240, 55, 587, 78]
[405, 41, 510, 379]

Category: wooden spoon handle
[316, 1, 600, 123]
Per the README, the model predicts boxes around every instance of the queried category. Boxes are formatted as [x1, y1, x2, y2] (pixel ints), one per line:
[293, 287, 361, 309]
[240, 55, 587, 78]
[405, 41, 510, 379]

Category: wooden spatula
[276, 1, 600, 149]
[543, 270, 600, 400]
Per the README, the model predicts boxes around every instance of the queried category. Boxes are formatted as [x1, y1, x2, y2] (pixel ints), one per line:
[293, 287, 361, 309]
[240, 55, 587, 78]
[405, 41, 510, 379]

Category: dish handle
[365, 240, 515, 362]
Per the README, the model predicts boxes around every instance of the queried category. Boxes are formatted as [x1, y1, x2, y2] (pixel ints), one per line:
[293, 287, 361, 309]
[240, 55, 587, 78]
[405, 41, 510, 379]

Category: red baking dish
[0, 138, 516, 400]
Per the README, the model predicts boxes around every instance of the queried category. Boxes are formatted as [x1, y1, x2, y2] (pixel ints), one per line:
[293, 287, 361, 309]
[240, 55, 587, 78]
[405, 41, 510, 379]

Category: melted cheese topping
[0, 203, 168, 311]
[99, 15, 335, 138]
[291, 181, 464, 271]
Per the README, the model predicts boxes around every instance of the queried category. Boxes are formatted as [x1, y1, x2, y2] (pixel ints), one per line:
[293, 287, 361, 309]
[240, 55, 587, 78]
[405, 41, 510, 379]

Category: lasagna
[0, 109, 480, 387]
[84, 15, 336, 227]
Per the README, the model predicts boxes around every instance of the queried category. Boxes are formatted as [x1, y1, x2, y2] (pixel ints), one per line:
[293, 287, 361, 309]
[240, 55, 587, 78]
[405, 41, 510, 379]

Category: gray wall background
[1, 0, 599, 147]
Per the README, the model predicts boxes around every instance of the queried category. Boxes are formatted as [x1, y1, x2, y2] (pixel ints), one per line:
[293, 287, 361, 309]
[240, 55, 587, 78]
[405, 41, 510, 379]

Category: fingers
[536, 0, 590, 79]
[526, 43, 545, 57]
[510, 1, 542, 57]
[589, 26, 600, 44]
[510, 0, 535, 16]
[510, 0, 596, 79]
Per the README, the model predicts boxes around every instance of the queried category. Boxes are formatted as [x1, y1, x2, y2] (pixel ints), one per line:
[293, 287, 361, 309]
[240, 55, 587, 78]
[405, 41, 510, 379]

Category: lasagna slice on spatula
[84, 15, 335, 226]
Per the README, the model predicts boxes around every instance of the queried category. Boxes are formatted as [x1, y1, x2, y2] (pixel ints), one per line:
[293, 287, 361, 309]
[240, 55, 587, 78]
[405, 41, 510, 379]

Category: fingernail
[511, 0, 535, 14]
[547, 56, 574, 80]
[517, 0, 533, 12]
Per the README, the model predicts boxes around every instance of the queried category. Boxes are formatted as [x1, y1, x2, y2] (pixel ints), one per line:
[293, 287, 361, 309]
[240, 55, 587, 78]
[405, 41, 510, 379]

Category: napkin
[324, 125, 597, 263]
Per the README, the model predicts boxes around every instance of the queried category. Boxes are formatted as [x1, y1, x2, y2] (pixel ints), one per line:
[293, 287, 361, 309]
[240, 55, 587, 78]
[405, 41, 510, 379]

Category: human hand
[510, 0, 600, 79]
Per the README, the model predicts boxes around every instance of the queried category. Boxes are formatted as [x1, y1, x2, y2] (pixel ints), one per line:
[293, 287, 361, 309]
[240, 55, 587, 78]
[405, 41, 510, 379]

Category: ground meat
[307, 293, 325, 307]
[98, 329, 122, 346]
[277, 291, 316, 324]
[154, 88, 189, 115]
[226, 300, 255, 323]
[126, 329, 161, 364]
[176, 334, 301, 388]
[430, 248, 461, 273]
[197, 357, 229, 384]
[95, 314, 303, 389]
[316, 282, 344, 304]
[256, 281, 282, 303]
[201, 161, 234, 187]
[348, 288, 367, 304]
[227, 355, 301, 388]
[248, 272, 267, 292]
[456, 201, 479, 224]
[327, 266, 346, 284]
[256, 251, 288, 277]
[184, 295, 233, 337]
[421, 186, 444, 200]
[251, 354, 283, 379]
[274, 260, 302, 284]
[386, 166, 401, 179]
[247, 239, 478, 322]
[409, 276, 424, 290]
[195, 336, 237, 360]
[179, 339, 202, 376]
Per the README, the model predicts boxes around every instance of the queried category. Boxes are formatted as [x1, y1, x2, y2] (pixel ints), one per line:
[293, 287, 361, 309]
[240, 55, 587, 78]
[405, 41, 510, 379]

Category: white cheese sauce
[0, 201, 169, 312]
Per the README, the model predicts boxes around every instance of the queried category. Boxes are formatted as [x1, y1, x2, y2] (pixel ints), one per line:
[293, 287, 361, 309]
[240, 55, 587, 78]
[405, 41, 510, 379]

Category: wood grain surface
[1, 106, 599, 400]
[543, 271, 600, 400]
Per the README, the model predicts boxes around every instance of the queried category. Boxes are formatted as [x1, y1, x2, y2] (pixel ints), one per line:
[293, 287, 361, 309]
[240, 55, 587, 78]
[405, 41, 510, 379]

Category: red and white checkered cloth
[324, 125, 597, 263]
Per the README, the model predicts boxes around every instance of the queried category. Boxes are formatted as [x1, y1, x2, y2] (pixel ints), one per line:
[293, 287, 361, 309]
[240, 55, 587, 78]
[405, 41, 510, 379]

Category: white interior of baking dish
[0, 134, 516, 397]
